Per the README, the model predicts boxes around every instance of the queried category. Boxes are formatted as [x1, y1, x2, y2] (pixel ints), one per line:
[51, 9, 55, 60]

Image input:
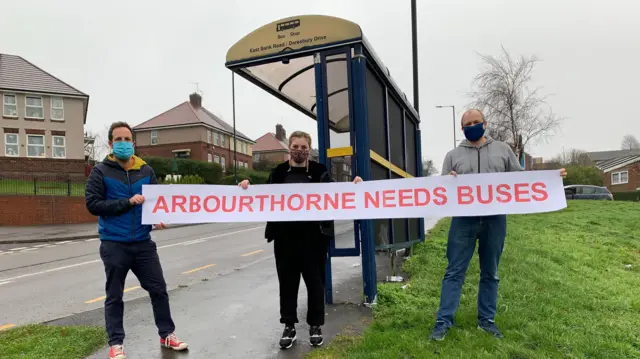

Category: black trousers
[274, 236, 329, 327]
[99, 239, 175, 346]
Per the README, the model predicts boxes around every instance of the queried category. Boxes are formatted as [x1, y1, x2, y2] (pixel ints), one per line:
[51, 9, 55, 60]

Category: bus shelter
[225, 15, 424, 304]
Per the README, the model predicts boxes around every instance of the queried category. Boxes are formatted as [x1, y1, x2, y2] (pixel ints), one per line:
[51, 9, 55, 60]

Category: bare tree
[422, 159, 437, 176]
[548, 148, 591, 167]
[468, 46, 562, 151]
[621, 134, 640, 150]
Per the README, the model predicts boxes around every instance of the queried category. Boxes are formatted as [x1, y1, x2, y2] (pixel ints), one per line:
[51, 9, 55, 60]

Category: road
[0, 221, 362, 330]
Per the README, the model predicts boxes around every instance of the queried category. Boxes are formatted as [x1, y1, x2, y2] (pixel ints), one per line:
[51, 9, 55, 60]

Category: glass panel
[53, 146, 66, 158]
[391, 172, 408, 246]
[621, 172, 628, 182]
[28, 145, 45, 157]
[371, 161, 390, 248]
[5, 144, 18, 156]
[612, 174, 619, 184]
[4, 95, 16, 104]
[3, 104, 17, 116]
[366, 67, 387, 158]
[582, 186, 596, 195]
[51, 108, 64, 120]
[408, 218, 420, 242]
[28, 136, 44, 145]
[5, 134, 18, 144]
[52, 98, 64, 108]
[26, 107, 43, 118]
[53, 136, 65, 146]
[324, 53, 349, 132]
[26, 97, 42, 106]
[388, 94, 404, 169]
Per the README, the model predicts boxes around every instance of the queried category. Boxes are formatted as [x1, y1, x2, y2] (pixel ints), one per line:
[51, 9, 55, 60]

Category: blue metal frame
[415, 124, 425, 242]
[352, 44, 377, 304]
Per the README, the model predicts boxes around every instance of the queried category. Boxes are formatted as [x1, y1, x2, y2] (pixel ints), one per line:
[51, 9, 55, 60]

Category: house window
[207, 130, 212, 144]
[4, 133, 18, 156]
[214, 132, 220, 146]
[51, 98, 64, 121]
[52, 135, 66, 158]
[221, 135, 225, 147]
[214, 155, 220, 164]
[27, 134, 45, 157]
[25, 96, 44, 119]
[611, 171, 629, 185]
[208, 153, 212, 162]
[151, 130, 158, 145]
[254, 153, 261, 161]
[221, 157, 226, 172]
[3, 94, 17, 117]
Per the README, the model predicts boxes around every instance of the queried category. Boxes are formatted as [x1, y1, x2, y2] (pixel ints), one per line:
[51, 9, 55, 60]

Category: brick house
[594, 154, 640, 193]
[133, 93, 255, 172]
[253, 124, 291, 164]
[0, 53, 90, 179]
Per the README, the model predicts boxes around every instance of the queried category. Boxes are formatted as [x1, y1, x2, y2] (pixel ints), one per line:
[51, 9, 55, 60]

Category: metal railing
[0, 175, 86, 197]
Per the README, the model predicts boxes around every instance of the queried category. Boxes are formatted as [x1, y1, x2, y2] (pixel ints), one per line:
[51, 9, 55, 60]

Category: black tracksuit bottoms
[99, 239, 175, 346]
[274, 236, 328, 327]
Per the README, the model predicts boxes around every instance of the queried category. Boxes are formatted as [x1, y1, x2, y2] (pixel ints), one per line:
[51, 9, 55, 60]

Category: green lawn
[0, 324, 106, 359]
[0, 179, 85, 196]
[307, 201, 640, 359]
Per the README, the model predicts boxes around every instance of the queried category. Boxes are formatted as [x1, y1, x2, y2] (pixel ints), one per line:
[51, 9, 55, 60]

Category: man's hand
[560, 168, 567, 178]
[153, 222, 167, 230]
[353, 176, 363, 184]
[129, 194, 145, 205]
[449, 171, 457, 177]
[238, 179, 250, 190]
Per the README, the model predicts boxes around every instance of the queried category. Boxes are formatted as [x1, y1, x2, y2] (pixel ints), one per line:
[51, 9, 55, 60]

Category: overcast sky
[2, 0, 638, 172]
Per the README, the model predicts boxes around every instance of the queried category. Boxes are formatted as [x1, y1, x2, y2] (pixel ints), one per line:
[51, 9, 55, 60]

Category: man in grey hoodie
[429, 109, 566, 341]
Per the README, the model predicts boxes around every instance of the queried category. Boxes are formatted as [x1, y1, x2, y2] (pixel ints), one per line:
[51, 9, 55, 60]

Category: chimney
[189, 93, 202, 108]
[275, 124, 286, 141]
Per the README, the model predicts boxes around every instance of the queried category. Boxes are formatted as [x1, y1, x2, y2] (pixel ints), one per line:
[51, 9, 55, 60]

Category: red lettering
[342, 192, 356, 209]
[398, 189, 413, 207]
[531, 182, 548, 201]
[457, 186, 474, 205]
[172, 195, 187, 213]
[514, 183, 530, 202]
[324, 193, 339, 210]
[496, 184, 512, 203]
[152, 196, 169, 213]
[239, 196, 254, 212]
[222, 196, 237, 212]
[476, 185, 493, 205]
[414, 188, 431, 206]
[255, 195, 268, 211]
[271, 194, 285, 211]
[189, 195, 201, 212]
[287, 194, 304, 211]
[364, 191, 380, 208]
[433, 187, 447, 205]
[307, 194, 322, 210]
[382, 190, 396, 208]
[203, 196, 220, 212]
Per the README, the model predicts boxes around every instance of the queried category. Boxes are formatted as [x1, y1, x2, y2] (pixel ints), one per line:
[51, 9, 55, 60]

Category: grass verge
[307, 201, 640, 359]
[0, 324, 106, 359]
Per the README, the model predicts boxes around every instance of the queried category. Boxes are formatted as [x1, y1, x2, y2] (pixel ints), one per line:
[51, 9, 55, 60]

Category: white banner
[141, 170, 567, 224]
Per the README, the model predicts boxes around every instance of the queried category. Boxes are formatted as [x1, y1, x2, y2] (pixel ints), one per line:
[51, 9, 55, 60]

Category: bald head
[461, 109, 485, 127]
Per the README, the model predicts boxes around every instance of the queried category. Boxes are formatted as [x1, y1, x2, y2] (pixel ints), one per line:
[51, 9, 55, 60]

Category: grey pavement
[0, 217, 441, 359]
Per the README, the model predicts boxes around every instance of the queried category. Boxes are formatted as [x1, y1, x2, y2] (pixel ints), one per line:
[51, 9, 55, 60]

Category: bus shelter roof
[225, 15, 419, 131]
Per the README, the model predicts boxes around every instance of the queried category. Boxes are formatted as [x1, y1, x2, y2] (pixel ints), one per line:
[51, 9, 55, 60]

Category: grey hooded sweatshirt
[441, 136, 523, 175]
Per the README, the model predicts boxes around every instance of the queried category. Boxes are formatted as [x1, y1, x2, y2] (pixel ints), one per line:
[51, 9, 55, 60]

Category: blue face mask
[112, 141, 134, 160]
[463, 122, 486, 142]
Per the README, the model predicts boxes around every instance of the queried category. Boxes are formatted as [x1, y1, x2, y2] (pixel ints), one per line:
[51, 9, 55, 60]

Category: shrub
[562, 165, 604, 186]
[142, 156, 223, 184]
[613, 191, 640, 201]
[221, 168, 270, 185]
[159, 175, 205, 184]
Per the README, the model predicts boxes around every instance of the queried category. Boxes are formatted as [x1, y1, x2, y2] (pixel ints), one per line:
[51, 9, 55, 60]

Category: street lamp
[436, 105, 456, 149]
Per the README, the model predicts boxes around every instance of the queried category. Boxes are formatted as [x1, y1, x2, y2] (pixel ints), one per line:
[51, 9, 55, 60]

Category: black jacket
[263, 161, 335, 242]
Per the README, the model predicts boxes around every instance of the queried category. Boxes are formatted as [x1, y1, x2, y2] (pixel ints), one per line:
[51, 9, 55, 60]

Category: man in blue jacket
[86, 122, 187, 359]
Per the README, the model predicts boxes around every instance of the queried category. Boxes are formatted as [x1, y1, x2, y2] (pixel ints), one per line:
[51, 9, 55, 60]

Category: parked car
[564, 185, 614, 200]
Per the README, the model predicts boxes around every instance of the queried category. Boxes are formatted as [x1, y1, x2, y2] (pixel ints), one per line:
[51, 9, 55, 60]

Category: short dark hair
[108, 121, 134, 142]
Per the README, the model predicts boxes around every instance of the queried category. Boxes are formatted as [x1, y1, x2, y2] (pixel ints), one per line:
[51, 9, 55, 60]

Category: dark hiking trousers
[99, 239, 175, 346]
[274, 236, 328, 327]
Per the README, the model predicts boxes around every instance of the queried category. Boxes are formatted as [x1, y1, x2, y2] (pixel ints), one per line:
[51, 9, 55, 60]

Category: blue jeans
[435, 215, 507, 326]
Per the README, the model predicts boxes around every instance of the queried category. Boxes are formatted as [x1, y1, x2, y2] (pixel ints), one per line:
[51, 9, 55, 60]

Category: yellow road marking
[85, 286, 141, 304]
[0, 324, 16, 331]
[241, 249, 264, 257]
[181, 264, 216, 275]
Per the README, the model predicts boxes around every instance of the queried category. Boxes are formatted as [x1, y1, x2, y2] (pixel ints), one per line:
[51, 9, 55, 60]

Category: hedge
[159, 175, 205, 184]
[613, 191, 640, 202]
[221, 168, 270, 185]
[142, 156, 223, 184]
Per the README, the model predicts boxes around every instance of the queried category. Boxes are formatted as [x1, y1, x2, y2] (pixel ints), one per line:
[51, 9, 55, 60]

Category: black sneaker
[279, 325, 297, 349]
[309, 326, 323, 347]
[478, 320, 504, 339]
[428, 321, 450, 341]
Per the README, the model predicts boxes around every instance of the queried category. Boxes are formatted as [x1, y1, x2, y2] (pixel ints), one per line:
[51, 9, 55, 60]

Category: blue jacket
[85, 155, 156, 242]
